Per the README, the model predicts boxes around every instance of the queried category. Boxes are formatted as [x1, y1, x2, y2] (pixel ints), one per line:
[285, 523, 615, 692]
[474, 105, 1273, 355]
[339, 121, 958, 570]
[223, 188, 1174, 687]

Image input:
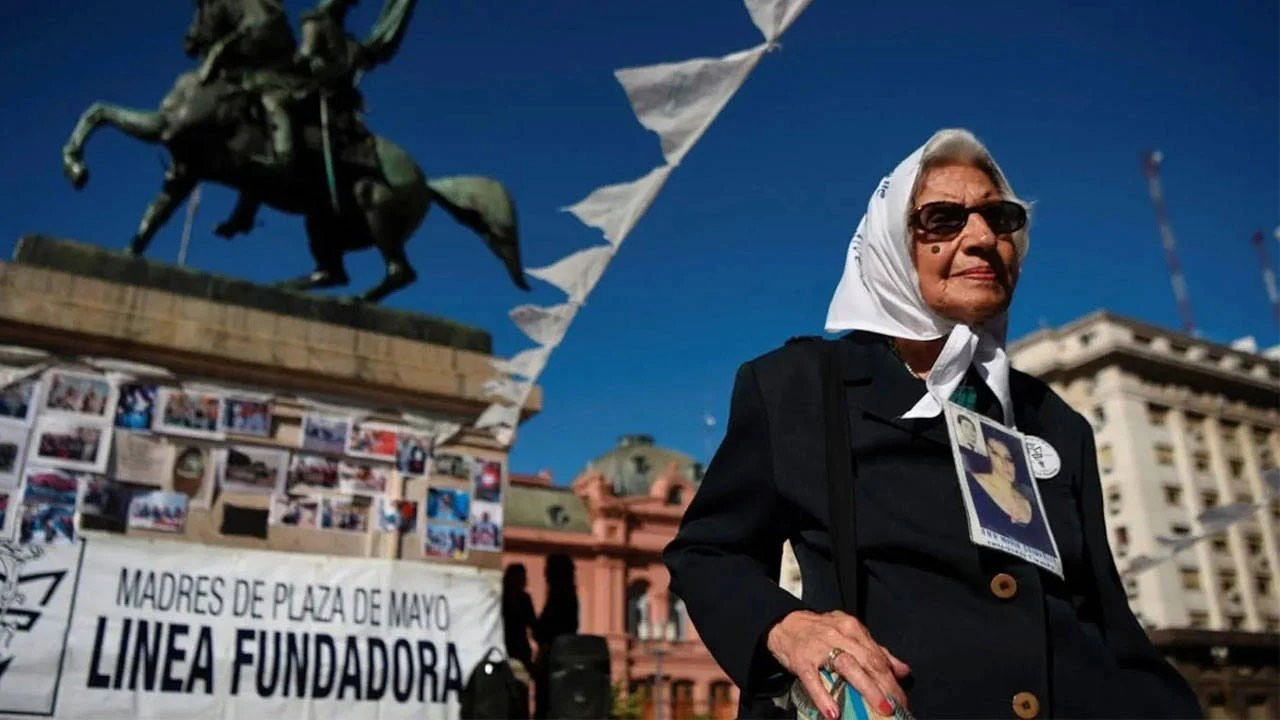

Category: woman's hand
[766, 610, 910, 719]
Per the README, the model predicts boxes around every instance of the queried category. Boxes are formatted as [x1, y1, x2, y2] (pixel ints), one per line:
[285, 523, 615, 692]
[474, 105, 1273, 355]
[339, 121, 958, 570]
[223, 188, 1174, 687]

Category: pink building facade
[504, 435, 737, 719]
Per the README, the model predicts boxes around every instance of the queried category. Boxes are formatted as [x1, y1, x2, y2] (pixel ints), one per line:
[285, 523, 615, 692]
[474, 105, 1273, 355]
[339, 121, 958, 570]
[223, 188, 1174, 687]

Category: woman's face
[988, 438, 1016, 484]
[911, 164, 1019, 325]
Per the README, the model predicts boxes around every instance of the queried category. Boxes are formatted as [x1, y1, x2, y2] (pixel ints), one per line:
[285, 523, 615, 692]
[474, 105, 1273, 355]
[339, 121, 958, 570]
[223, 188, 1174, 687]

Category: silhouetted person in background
[503, 564, 537, 668]
[533, 553, 579, 719]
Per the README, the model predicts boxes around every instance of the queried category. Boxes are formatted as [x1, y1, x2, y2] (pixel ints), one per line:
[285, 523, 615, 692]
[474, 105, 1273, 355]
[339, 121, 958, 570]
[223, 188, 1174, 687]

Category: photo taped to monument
[0, 375, 40, 426]
[42, 369, 116, 419]
[287, 453, 340, 493]
[128, 489, 188, 533]
[19, 465, 81, 545]
[0, 424, 30, 488]
[301, 413, 351, 455]
[396, 430, 434, 476]
[114, 382, 157, 430]
[219, 444, 288, 495]
[153, 387, 225, 440]
[337, 460, 392, 495]
[943, 402, 1063, 577]
[223, 397, 273, 438]
[171, 442, 217, 509]
[346, 421, 399, 462]
[29, 414, 112, 474]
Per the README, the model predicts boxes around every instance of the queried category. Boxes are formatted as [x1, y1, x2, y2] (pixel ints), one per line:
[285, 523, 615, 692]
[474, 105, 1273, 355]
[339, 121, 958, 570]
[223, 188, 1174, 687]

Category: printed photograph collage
[0, 367, 504, 559]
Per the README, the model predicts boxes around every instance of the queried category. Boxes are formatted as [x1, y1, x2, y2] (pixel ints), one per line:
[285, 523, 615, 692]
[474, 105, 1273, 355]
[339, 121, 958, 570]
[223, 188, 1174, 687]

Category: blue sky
[1, 1, 1276, 484]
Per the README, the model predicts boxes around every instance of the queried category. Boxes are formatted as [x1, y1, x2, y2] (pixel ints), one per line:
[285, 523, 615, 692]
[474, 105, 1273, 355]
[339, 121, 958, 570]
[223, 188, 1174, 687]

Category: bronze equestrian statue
[60, 0, 529, 303]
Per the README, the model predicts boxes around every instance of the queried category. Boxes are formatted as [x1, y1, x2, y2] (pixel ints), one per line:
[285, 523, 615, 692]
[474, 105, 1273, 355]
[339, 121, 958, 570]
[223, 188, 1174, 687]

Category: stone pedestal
[0, 236, 537, 570]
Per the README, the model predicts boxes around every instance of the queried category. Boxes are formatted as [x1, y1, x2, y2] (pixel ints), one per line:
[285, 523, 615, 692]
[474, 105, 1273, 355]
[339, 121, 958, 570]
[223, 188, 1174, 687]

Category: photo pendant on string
[943, 402, 1063, 577]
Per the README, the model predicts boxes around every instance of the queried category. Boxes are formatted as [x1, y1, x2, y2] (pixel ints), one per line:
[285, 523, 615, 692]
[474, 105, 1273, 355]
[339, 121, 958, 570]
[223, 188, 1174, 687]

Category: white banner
[0, 535, 501, 719]
[564, 165, 673, 248]
[744, 0, 814, 42]
[480, 376, 530, 407]
[509, 302, 578, 348]
[615, 46, 764, 165]
[527, 245, 615, 303]
[474, 402, 521, 431]
[488, 347, 551, 381]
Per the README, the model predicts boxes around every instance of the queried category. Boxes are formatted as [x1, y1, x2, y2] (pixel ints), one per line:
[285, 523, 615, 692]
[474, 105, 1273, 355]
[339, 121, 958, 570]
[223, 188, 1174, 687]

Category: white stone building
[1010, 311, 1280, 633]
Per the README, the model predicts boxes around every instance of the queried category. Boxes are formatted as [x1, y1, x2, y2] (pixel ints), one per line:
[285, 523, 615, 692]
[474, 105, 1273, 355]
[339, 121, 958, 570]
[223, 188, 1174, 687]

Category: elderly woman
[664, 129, 1200, 719]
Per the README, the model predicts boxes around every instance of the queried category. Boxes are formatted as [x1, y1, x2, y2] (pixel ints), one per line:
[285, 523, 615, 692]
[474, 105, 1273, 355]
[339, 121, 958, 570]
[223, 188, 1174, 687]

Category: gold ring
[823, 646, 846, 672]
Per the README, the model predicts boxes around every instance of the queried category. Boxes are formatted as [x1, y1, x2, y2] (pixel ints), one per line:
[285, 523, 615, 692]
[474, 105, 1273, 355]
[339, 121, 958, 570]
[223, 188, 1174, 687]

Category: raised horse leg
[129, 165, 195, 256]
[62, 102, 166, 190]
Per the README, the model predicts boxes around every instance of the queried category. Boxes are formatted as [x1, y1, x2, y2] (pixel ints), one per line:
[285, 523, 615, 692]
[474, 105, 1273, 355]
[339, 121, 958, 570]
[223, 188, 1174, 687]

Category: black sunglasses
[909, 200, 1026, 236]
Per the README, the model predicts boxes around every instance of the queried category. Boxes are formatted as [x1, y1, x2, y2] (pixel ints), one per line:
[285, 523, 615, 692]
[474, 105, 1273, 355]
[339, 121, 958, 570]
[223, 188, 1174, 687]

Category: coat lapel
[841, 332, 951, 448]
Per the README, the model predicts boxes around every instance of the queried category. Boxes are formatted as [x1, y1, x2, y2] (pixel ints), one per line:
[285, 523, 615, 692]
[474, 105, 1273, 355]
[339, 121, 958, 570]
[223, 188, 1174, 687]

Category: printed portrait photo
[337, 461, 391, 496]
[472, 459, 503, 503]
[287, 454, 340, 493]
[377, 498, 418, 533]
[432, 452, 470, 480]
[301, 414, 350, 455]
[0, 424, 29, 488]
[19, 466, 80, 545]
[0, 376, 40, 425]
[80, 476, 132, 525]
[29, 415, 112, 474]
[153, 388, 224, 439]
[426, 486, 470, 523]
[318, 495, 371, 533]
[424, 524, 468, 560]
[347, 422, 399, 462]
[945, 403, 1062, 577]
[43, 370, 114, 418]
[396, 431, 433, 476]
[223, 398, 273, 438]
[114, 383, 157, 430]
[128, 490, 189, 533]
[469, 501, 503, 552]
[953, 411, 986, 456]
[270, 494, 319, 527]
[220, 445, 288, 494]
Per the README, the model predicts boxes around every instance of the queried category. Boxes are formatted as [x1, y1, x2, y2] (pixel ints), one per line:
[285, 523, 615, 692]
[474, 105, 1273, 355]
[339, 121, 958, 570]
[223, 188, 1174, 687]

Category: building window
[1114, 527, 1129, 555]
[1092, 406, 1106, 427]
[1246, 533, 1264, 555]
[670, 680, 696, 720]
[1188, 610, 1209, 629]
[1228, 459, 1245, 479]
[1155, 445, 1175, 466]
[1099, 444, 1114, 473]
[1211, 536, 1229, 553]
[626, 580, 651, 638]
[1193, 451, 1210, 473]
[1227, 613, 1245, 630]
[1171, 523, 1192, 537]
[1106, 486, 1121, 514]
[710, 682, 735, 720]
[1180, 568, 1201, 590]
[666, 486, 684, 505]
[1265, 616, 1280, 633]
[1163, 485, 1183, 505]
[1201, 489, 1219, 508]
[1220, 570, 1237, 593]
[1237, 491, 1254, 504]
[1123, 577, 1138, 598]
[1255, 574, 1271, 597]
[668, 595, 688, 641]
[1147, 404, 1168, 427]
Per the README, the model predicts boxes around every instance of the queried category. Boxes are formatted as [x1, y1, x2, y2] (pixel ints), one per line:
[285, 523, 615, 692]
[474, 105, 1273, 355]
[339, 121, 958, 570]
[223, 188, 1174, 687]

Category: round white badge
[1025, 435, 1061, 479]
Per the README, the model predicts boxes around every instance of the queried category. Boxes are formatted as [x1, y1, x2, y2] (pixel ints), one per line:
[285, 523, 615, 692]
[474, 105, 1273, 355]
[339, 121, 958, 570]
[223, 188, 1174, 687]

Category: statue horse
[59, 0, 528, 303]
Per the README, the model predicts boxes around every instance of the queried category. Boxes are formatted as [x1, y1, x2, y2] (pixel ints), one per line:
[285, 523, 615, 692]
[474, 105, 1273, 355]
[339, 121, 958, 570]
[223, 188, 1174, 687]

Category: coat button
[1012, 691, 1040, 718]
[990, 573, 1018, 599]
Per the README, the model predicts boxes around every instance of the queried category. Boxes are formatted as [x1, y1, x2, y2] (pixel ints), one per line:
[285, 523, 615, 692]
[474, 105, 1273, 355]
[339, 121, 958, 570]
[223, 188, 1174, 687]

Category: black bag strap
[822, 338, 859, 611]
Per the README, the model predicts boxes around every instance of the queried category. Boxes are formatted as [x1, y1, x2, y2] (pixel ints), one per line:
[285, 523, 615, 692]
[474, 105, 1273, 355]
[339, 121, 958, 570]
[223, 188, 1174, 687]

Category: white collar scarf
[824, 129, 1028, 426]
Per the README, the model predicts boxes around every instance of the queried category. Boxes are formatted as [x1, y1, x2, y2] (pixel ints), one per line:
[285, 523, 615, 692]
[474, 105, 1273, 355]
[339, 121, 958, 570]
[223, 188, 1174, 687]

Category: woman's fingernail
[825, 703, 839, 719]
[878, 699, 894, 715]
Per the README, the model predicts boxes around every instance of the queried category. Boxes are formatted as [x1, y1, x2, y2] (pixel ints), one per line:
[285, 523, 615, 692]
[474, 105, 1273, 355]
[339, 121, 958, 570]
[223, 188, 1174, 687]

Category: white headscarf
[824, 129, 1029, 426]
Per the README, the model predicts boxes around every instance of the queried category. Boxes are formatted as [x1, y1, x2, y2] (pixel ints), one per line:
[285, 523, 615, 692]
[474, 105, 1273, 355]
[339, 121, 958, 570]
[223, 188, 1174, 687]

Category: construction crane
[1252, 230, 1279, 326]
[1140, 151, 1196, 335]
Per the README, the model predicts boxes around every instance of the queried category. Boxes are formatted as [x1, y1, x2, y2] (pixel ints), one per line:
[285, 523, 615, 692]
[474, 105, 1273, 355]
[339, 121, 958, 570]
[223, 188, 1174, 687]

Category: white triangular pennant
[492, 426, 516, 447]
[482, 376, 530, 406]
[0, 363, 48, 390]
[475, 401, 521, 430]
[528, 245, 615, 303]
[1121, 554, 1165, 577]
[744, 0, 814, 42]
[510, 302, 578, 347]
[615, 46, 764, 165]
[565, 165, 673, 248]
[490, 346, 552, 380]
[1197, 502, 1257, 531]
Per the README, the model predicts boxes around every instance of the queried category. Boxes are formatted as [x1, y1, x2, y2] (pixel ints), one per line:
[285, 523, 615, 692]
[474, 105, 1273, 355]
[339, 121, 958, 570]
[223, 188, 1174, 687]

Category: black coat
[664, 332, 1201, 719]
